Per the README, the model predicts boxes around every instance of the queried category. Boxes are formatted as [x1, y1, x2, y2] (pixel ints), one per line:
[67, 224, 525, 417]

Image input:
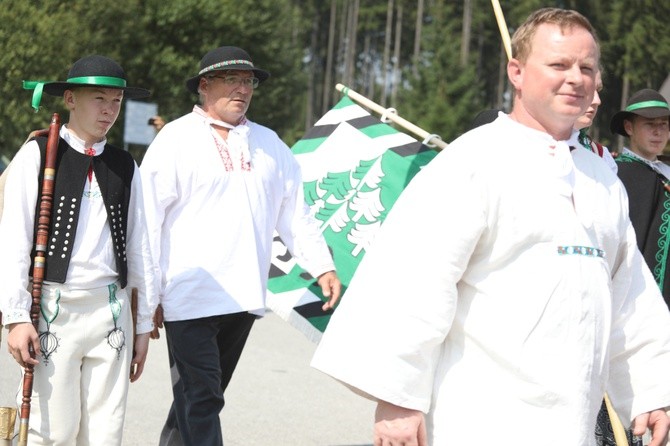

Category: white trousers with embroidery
[18, 282, 132, 446]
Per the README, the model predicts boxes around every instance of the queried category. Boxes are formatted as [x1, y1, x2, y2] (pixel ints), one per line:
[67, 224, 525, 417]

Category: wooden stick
[18, 113, 60, 446]
[490, 0, 512, 61]
[335, 83, 448, 150]
[604, 393, 631, 446]
[0, 129, 50, 340]
[130, 288, 138, 378]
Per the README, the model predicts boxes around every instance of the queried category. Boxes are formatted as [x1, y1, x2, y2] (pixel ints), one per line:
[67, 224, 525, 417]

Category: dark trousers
[595, 399, 641, 446]
[159, 312, 256, 446]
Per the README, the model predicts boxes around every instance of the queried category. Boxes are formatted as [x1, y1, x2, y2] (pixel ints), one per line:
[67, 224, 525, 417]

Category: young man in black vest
[612, 89, 670, 310]
[0, 55, 158, 445]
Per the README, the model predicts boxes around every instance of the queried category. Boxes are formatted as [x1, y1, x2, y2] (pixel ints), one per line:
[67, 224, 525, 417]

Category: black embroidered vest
[31, 136, 134, 288]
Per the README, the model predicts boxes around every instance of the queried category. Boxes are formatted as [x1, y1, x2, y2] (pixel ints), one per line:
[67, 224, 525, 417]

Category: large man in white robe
[311, 8, 670, 446]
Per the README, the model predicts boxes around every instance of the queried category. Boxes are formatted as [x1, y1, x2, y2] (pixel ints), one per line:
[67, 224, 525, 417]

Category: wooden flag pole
[335, 83, 448, 151]
[490, 0, 512, 61]
[604, 393, 632, 446]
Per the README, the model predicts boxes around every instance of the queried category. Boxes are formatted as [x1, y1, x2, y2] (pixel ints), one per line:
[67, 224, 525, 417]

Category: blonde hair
[511, 8, 598, 63]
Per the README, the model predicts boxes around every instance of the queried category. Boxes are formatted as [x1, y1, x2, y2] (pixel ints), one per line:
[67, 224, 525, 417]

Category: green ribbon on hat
[626, 100, 670, 113]
[22, 80, 47, 111]
[23, 76, 127, 111]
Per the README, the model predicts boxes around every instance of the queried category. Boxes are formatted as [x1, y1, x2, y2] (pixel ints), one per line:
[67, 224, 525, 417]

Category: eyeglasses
[206, 74, 259, 89]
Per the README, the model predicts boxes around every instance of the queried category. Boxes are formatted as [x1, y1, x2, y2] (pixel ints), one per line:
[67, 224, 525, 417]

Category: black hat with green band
[610, 88, 670, 137]
[23, 55, 150, 111]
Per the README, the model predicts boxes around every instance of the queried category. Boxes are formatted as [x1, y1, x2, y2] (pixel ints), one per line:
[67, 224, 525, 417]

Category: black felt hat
[185, 46, 270, 95]
[610, 88, 670, 137]
[43, 55, 150, 98]
[24, 55, 150, 110]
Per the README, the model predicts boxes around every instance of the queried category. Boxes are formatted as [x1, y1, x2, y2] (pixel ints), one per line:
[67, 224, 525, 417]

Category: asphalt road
[0, 311, 375, 446]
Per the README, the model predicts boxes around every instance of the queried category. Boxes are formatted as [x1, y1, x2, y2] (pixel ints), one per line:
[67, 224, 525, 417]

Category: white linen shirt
[0, 126, 157, 334]
[311, 114, 670, 445]
[140, 109, 335, 321]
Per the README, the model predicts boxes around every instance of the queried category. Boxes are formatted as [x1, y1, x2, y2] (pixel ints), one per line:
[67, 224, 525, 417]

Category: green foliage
[597, 0, 670, 146]
[0, 0, 308, 161]
[0, 0, 668, 161]
[397, 0, 485, 141]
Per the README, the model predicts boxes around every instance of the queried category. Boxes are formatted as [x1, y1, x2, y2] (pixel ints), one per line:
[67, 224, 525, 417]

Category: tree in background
[0, 0, 668, 163]
[0, 0, 308, 162]
[398, 0, 484, 143]
[601, 0, 670, 151]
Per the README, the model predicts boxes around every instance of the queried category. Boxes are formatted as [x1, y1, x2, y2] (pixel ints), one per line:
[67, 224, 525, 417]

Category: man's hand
[374, 400, 427, 446]
[150, 304, 164, 340]
[130, 332, 151, 383]
[6, 322, 40, 367]
[632, 409, 670, 446]
[316, 271, 342, 311]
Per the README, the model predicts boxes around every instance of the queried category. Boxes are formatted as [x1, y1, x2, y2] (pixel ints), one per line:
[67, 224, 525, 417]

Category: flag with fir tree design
[266, 96, 438, 342]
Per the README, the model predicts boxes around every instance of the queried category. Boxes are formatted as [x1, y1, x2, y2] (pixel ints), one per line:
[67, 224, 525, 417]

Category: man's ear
[63, 90, 75, 111]
[198, 77, 208, 95]
[623, 119, 634, 138]
[507, 58, 523, 91]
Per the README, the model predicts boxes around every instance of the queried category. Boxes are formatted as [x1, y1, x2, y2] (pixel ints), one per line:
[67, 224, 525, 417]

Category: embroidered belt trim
[557, 245, 604, 258]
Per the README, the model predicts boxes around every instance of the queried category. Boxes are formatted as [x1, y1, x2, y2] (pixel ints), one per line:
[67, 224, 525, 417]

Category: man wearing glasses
[140, 46, 341, 446]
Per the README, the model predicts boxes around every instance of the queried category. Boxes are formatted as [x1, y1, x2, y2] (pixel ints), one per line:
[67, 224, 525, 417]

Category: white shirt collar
[498, 113, 580, 148]
[192, 105, 248, 129]
[498, 114, 578, 197]
[60, 125, 107, 155]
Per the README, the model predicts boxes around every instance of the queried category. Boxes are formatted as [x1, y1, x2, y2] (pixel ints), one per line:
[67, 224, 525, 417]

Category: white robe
[311, 115, 670, 446]
[140, 110, 335, 321]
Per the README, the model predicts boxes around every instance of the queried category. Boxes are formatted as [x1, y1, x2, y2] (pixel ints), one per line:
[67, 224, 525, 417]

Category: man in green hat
[0, 55, 158, 445]
[612, 88, 670, 309]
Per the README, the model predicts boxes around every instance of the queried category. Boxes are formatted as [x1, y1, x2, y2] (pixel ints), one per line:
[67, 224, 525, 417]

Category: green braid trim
[617, 153, 670, 288]
[615, 153, 637, 164]
[654, 190, 670, 290]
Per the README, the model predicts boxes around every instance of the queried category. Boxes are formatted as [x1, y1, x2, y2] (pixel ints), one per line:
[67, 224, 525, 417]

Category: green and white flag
[266, 96, 438, 342]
